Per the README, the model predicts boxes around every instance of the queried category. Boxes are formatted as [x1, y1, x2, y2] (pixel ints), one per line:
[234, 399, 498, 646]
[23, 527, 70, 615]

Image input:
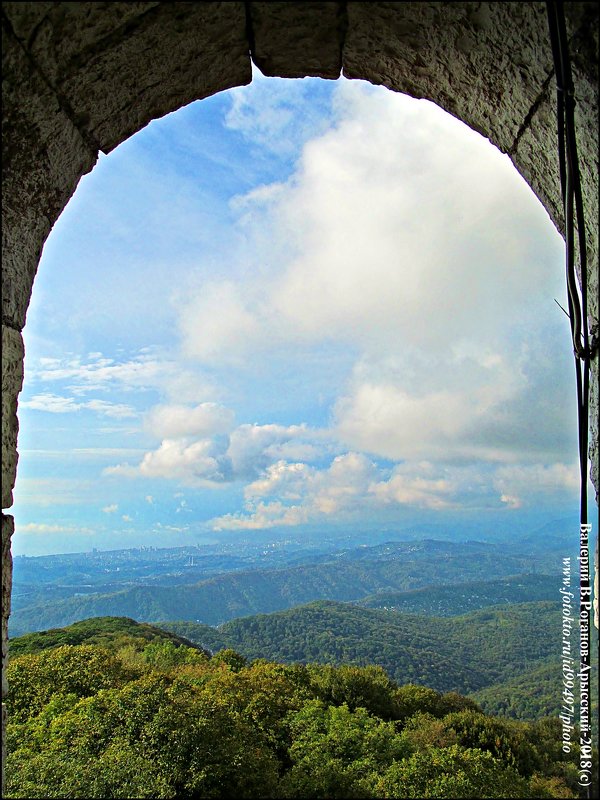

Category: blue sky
[12, 70, 587, 555]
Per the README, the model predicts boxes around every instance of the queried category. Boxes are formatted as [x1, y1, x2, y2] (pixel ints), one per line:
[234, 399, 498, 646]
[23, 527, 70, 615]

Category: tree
[441, 710, 540, 777]
[393, 683, 447, 721]
[308, 664, 399, 720]
[6, 670, 280, 798]
[210, 648, 248, 671]
[6, 645, 132, 721]
[438, 690, 481, 715]
[140, 639, 208, 670]
[279, 700, 408, 798]
[374, 745, 532, 799]
[398, 711, 459, 752]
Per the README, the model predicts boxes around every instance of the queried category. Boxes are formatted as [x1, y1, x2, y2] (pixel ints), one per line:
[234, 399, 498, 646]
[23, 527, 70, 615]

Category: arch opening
[2, 2, 598, 780]
[8, 72, 584, 564]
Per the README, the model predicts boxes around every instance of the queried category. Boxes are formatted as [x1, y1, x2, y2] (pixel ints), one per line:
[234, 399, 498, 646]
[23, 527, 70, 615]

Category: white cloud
[21, 393, 136, 418]
[145, 402, 235, 439]
[210, 451, 580, 531]
[21, 394, 81, 414]
[18, 522, 94, 535]
[28, 350, 216, 404]
[136, 438, 227, 485]
[73, 448, 144, 459]
[263, 440, 323, 462]
[104, 421, 326, 488]
[225, 65, 331, 158]
[370, 464, 457, 510]
[14, 477, 105, 508]
[19, 523, 71, 534]
[179, 282, 264, 364]
[180, 81, 563, 366]
[331, 318, 576, 465]
[102, 504, 118, 514]
[493, 462, 580, 509]
[19, 447, 143, 461]
[84, 400, 137, 418]
[500, 494, 522, 510]
[173, 80, 569, 475]
[154, 523, 190, 533]
[244, 460, 314, 501]
[211, 452, 388, 530]
[212, 500, 310, 531]
[226, 423, 321, 479]
[273, 97, 561, 354]
[122, 514, 133, 522]
[332, 366, 525, 464]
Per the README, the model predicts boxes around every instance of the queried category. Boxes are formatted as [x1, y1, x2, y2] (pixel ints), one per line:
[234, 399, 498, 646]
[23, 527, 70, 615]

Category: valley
[9, 531, 571, 636]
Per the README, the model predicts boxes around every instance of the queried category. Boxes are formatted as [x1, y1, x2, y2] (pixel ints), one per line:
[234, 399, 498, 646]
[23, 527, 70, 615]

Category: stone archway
[2, 0, 598, 762]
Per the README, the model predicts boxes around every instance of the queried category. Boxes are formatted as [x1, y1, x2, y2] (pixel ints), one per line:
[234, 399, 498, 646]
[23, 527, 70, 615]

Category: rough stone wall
[1, 515, 13, 776]
[2, 1, 598, 782]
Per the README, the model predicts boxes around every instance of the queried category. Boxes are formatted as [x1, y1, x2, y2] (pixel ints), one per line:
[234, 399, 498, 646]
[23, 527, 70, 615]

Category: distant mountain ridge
[357, 573, 558, 615]
[8, 539, 551, 636]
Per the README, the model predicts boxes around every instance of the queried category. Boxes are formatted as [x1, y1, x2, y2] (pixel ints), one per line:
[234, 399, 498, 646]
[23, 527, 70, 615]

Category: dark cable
[546, 4, 594, 798]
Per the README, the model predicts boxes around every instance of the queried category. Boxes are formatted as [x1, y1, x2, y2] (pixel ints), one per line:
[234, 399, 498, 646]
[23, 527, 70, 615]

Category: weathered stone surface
[2, 22, 98, 329]
[64, 2, 250, 153]
[3, 2, 160, 83]
[249, 1, 344, 78]
[2, 514, 14, 796]
[4, 2, 253, 153]
[1, 515, 13, 694]
[2, 2, 55, 43]
[572, 61, 599, 325]
[1, 329, 24, 511]
[343, 2, 554, 153]
[570, 8, 599, 496]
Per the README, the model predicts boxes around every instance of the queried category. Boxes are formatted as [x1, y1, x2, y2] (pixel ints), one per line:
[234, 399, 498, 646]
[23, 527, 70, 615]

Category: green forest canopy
[5, 616, 596, 799]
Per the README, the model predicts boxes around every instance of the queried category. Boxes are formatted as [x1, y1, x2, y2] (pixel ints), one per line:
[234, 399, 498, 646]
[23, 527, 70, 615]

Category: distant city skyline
[12, 69, 588, 556]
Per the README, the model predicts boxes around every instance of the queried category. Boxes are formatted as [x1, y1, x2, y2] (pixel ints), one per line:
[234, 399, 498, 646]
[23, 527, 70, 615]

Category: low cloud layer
[209, 454, 579, 531]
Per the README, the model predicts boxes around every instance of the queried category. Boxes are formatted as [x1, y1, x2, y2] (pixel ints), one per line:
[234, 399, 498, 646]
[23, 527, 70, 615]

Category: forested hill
[7, 615, 207, 658]
[9, 539, 548, 636]
[357, 573, 557, 614]
[6, 620, 586, 799]
[8, 607, 597, 727]
[164, 599, 597, 727]
[158, 600, 560, 696]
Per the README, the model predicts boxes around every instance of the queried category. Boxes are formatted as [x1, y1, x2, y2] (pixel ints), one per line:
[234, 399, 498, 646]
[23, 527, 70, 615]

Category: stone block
[3, 2, 161, 84]
[343, 1, 554, 156]
[1, 329, 24, 511]
[40, 2, 252, 152]
[248, 1, 344, 79]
